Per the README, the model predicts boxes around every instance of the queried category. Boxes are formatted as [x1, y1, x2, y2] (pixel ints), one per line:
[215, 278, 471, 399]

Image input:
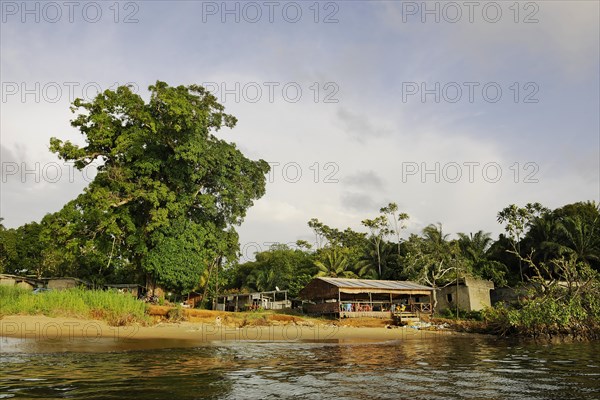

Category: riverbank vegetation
[482, 257, 600, 340]
[0, 83, 599, 339]
[0, 286, 149, 326]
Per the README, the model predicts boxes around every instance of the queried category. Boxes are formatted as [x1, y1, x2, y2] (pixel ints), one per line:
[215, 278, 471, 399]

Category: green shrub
[0, 286, 149, 326]
[438, 307, 483, 321]
[483, 281, 600, 338]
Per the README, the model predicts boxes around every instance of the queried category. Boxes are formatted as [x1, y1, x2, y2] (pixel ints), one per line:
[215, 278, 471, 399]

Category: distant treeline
[2, 201, 599, 301]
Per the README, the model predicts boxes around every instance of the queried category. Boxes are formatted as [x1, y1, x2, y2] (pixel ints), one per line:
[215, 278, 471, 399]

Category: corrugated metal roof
[317, 277, 433, 291]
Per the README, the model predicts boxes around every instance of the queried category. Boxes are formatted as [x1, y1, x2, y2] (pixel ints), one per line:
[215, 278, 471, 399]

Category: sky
[1, 0, 599, 261]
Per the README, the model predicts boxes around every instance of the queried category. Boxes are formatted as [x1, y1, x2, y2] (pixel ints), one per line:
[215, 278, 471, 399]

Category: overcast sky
[1, 1, 599, 259]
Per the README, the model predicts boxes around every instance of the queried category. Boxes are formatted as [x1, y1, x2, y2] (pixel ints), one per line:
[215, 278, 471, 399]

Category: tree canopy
[41, 82, 270, 292]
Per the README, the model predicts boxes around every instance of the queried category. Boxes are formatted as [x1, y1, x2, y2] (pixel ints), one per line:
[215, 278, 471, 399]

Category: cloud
[344, 170, 385, 191]
[0, 144, 90, 227]
[1, 144, 19, 165]
[336, 107, 393, 143]
[340, 192, 377, 212]
[374, 1, 599, 78]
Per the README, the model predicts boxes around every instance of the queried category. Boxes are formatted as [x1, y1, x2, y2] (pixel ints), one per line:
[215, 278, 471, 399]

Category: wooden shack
[299, 277, 434, 319]
[216, 290, 291, 312]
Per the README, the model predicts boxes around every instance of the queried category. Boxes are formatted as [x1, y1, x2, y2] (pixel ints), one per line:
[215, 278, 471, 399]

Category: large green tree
[0, 220, 17, 274]
[497, 203, 549, 281]
[48, 82, 270, 292]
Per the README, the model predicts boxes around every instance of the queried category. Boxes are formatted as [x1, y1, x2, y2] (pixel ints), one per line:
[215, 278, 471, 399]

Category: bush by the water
[439, 308, 484, 321]
[0, 286, 149, 326]
[482, 257, 600, 340]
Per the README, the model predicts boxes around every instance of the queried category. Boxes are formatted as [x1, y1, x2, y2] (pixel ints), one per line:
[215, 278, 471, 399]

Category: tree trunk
[518, 241, 523, 282]
[201, 258, 217, 308]
[376, 239, 382, 277]
[213, 256, 222, 310]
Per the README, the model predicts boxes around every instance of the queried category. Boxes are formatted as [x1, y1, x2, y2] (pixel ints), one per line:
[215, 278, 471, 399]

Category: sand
[0, 314, 456, 351]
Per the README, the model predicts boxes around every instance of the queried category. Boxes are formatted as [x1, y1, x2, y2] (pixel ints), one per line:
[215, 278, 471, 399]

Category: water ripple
[1, 336, 599, 399]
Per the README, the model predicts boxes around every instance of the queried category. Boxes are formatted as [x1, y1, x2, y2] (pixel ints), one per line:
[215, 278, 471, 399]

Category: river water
[1, 334, 599, 399]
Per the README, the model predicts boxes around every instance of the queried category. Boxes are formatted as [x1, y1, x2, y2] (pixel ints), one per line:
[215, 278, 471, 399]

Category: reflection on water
[1, 335, 599, 399]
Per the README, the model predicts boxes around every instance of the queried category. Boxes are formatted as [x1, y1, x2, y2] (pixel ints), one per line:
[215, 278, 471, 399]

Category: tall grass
[0, 286, 149, 326]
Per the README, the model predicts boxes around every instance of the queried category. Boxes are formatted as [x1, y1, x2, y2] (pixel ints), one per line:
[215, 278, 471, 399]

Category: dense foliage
[483, 256, 600, 339]
[3, 198, 599, 305]
[0, 82, 270, 293]
[223, 201, 599, 304]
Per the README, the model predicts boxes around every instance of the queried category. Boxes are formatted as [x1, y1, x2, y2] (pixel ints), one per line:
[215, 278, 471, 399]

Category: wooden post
[456, 275, 459, 319]
[338, 289, 341, 320]
[215, 258, 219, 310]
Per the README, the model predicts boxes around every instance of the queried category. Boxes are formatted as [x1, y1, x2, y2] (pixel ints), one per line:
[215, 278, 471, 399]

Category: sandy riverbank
[0, 315, 459, 352]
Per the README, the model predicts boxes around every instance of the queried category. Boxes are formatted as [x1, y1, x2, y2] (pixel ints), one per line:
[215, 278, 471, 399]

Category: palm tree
[526, 214, 563, 263]
[423, 223, 450, 248]
[557, 215, 600, 266]
[457, 231, 493, 262]
[247, 267, 276, 292]
[457, 230, 507, 285]
[354, 241, 398, 279]
[353, 260, 378, 279]
[315, 248, 358, 278]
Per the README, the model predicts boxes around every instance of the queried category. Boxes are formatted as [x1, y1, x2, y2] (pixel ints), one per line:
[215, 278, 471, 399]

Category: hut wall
[465, 279, 494, 310]
[306, 302, 339, 315]
[15, 281, 34, 290]
[47, 279, 80, 290]
[491, 287, 528, 306]
[437, 286, 471, 312]
[0, 278, 16, 286]
[436, 278, 494, 312]
[299, 279, 339, 301]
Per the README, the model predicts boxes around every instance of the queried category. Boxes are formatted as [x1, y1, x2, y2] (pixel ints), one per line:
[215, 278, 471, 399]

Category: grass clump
[0, 286, 149, 326]
[166, 304, 186, 322]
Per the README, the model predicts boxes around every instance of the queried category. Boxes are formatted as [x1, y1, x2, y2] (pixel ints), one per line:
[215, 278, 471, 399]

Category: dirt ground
[148, 306, 394, 328]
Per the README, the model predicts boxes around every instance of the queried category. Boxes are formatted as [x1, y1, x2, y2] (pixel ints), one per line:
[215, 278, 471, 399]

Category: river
[1, 334, 599, 399]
